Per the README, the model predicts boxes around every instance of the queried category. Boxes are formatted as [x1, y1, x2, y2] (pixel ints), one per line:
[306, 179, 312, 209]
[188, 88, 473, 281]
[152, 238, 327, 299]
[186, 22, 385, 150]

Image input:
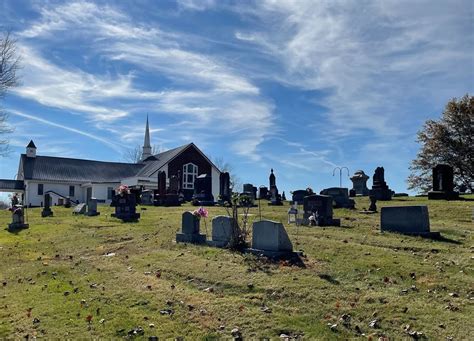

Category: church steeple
[142, 115, 152, 161]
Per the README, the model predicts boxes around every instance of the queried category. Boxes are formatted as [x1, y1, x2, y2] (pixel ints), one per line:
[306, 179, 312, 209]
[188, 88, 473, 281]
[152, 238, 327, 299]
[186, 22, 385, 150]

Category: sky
[0, 0, 473, 198]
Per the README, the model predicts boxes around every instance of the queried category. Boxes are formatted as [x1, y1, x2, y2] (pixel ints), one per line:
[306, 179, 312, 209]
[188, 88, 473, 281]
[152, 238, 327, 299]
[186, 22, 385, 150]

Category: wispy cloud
[14, 0, 275, 160]
[9, 110, 125, 152]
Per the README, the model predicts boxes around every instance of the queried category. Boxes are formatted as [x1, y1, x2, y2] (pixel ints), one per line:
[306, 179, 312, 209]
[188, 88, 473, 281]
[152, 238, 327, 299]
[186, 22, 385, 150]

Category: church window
[38, 184, 43, 195]
[69, 186, 75, 197]
[183, 163, 198, 189]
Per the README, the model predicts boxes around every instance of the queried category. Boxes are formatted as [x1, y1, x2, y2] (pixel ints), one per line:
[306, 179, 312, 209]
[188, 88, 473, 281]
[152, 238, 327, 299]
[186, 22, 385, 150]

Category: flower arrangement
[117, 185, 130, 196]
[192, 206, 208, 219]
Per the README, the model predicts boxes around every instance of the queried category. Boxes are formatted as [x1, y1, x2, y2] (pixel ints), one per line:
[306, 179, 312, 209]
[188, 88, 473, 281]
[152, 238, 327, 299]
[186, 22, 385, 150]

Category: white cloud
[14, 1, 275, 161]
[232, 0, 473, 137]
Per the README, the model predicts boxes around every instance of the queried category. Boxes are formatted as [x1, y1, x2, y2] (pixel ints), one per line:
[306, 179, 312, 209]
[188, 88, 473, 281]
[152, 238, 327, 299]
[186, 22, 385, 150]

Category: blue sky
[0, 0, 473, 197]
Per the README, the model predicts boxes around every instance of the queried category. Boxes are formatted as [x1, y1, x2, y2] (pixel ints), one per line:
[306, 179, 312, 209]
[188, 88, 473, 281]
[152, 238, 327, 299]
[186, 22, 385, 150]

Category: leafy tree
[407, 94, 473, 193]
[0, 31, 20, 156]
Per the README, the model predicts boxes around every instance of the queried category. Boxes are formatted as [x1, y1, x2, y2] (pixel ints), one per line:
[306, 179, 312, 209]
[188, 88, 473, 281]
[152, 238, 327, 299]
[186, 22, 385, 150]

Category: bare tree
[123, 144, 161, 163]
[213, 156, 241, 191]
[0, 31, 21, 156]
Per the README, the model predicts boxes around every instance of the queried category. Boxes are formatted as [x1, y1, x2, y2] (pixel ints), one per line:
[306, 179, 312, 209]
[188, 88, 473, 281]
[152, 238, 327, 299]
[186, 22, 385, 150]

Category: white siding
[211, 167, 220, 201]
[92, 183, 119, 203]
[25, 181, 84, 206]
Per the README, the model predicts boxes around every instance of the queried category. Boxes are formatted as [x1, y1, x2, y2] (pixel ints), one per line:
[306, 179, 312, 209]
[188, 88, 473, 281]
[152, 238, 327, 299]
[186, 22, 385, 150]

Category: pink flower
[193, 207, 208, 218]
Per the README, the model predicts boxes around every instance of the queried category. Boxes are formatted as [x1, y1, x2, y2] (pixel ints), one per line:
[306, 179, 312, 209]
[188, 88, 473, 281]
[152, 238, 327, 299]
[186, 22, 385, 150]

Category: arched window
[183, 163, 198, 189]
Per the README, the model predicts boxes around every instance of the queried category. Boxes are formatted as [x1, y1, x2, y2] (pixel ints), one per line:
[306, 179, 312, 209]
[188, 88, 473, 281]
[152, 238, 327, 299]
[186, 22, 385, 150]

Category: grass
[0, 195, 473, 339]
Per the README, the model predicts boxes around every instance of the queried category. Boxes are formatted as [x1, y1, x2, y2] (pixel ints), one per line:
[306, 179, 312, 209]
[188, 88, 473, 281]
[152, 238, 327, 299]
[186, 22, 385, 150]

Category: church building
[0, 118, 221, 206]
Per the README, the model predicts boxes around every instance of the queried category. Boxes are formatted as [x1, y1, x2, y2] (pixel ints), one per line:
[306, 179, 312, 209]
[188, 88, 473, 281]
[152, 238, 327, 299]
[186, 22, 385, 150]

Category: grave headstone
[41, 193, 53, 217]
[282, 191, 286, 201]
[65, 197, 71, 208]
[243, 184, 256, 200]
[8, 205, 29, 231]
[140, 190, 153, 205]
[208, 215, 235, 247]
[350, 170, 370, 196]
[219, 172, 231, 204]
[176, 211, 206, 244]
[428, 164, 459, 200]
[368, 195, 377, 212]
[154, 171, 167, 206]
[381, 206, 440, 237]
[259, 186, 269, 200]
[302, 194, 340, 226]
[250, 220, 293, 257]
[85, 198, 100, 216]
[369, 167, 393, 201]
[73, 203, 87, 215]
[193, 174, 214, 206]
[111, 193, 140, 221]
[349, 189, 356, 197]
[292, 189, 312, 205]
[320, 187, 355, 209]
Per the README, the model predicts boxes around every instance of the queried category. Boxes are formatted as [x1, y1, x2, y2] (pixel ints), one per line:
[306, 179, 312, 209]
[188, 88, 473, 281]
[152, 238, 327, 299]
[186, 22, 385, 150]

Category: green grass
[0, 196, 473, 339]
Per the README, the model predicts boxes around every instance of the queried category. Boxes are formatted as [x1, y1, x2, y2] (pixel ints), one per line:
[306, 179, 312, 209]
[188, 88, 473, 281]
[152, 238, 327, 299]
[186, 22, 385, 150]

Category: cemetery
[0, 5, 472, 339]
[1, 193, 472, 339]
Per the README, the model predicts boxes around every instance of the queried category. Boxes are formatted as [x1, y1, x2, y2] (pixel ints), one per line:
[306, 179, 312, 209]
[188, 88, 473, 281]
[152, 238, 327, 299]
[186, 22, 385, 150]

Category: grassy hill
[0, 196, 473, 339]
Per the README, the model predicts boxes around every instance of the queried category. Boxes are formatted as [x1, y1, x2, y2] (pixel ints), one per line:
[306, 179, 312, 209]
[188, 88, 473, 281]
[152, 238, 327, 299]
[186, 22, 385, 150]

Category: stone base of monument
[8, 222, 29, 231]
[176, 233, 207, 244]
[85, 211, 100, 217]
[428, 191, 459, 200]
[381, 205, 441, 238]
[369, 188, 393, 201]
[193, 200, 215, 206]
[41, 209, 53, 217]
[111, 213, 140, 222]
[301, 216, 341, 227]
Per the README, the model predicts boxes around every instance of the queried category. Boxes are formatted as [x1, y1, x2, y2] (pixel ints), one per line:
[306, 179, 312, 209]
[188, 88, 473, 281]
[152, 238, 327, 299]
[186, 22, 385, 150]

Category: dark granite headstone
[320, 187, 355, 209]
[86, 198, 100, 216]
[243, 184, 256, 200]
[64, 197, 71, 208]
[219, 172, 231, 204]
[41, 193, 53, 217]
[292, 189, 309, 204]
[111, 193, 140, 221]
[176, 211, 206, 244]
[369, 167, 393, 201]
[259, 186, 268, 200]
[302, 194, 340, 226]
[140, 190, 153, 205]
[428, 164, 459, 200]
[193, 174, 214, 205]
[368, 195, 377, 212]
[349, 189, 356, 197]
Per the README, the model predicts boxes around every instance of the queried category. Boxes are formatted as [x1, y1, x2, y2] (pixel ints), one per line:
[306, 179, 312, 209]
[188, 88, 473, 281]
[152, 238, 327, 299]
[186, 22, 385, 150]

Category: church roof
[17, 142, 218, 184]
[136, 143, 191, 177]
[20, 154, 143, 183]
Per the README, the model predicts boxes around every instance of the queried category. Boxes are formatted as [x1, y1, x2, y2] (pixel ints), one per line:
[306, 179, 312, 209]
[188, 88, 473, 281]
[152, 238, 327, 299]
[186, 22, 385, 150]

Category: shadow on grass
[431, 235, 462, 245]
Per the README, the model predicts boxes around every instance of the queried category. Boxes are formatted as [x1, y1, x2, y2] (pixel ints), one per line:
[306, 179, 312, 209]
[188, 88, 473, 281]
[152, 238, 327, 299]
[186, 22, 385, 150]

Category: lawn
[0, 195, 473, 339]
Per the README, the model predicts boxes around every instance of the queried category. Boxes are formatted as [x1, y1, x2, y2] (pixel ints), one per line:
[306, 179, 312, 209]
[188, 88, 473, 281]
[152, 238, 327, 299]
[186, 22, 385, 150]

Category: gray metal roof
[17, 143, 199, 183]
[20, 154, 144, 183]
[0, 179, 25, 191]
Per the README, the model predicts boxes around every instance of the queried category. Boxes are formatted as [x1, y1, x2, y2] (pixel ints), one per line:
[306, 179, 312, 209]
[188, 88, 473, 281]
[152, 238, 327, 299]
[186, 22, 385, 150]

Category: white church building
[0, 118, 221, 206]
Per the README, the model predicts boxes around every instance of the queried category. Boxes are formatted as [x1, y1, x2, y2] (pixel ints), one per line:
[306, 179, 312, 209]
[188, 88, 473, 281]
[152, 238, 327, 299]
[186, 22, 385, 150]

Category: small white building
[0, 119, 221, 206]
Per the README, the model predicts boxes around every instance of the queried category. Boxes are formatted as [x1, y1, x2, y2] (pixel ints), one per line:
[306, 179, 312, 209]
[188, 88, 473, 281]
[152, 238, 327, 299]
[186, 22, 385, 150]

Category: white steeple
[142, 115, 152, 161]
[26, 140, 37, 158]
